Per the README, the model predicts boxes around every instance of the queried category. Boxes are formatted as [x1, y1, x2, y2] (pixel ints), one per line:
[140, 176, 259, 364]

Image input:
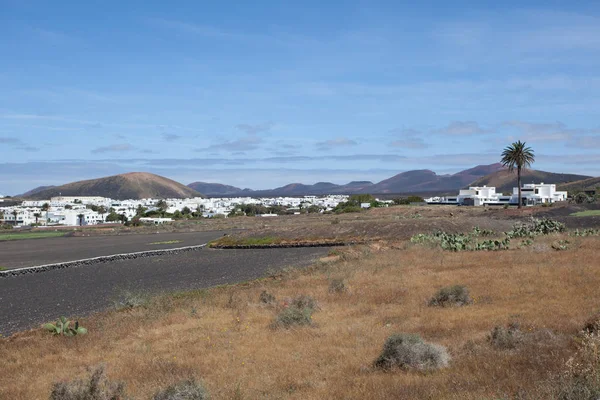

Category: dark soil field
[0, 230, 228, 270]
[0, 246, 329, 336]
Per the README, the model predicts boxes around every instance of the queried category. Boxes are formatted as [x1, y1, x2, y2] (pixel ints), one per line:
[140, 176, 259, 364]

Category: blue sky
[1, 0, 600, 194]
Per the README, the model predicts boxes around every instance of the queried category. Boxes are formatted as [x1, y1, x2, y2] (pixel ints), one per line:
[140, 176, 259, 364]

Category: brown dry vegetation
[2, 231, 600, 399]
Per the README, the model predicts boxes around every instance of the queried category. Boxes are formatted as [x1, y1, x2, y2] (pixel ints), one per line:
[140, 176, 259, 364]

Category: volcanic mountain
[187, 182, 245, 196]
[26, 173, 202, 200]
[190, 163, 507, 196]
[468, 169, 592, 194]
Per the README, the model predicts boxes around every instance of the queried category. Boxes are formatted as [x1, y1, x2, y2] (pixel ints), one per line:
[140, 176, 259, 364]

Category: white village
[1, 182, 568, 227]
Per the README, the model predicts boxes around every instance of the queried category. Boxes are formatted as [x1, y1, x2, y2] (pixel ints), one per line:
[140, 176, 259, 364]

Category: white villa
[426, 183, 568, 206]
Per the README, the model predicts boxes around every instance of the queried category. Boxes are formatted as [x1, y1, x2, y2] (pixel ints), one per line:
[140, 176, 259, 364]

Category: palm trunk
[517, 166, 522, 209]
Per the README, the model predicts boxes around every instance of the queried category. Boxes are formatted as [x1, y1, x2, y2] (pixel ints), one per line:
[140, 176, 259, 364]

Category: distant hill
[188, 182, 244, 196]
[188, 163, 507, 196]
[559, 177, 600, 192]
[26, 173, 202, 200]
[19, 185, 57, 197]
[468, 169, 592, 194]
[367, 163, 506, 194]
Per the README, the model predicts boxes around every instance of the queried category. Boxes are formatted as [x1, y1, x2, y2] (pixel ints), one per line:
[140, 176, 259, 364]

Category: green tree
[106, 211, 120, 222]
[136, 205, 147, 216]
[156, 200, 168, 217]
[12, 209, 18, 225]
[501, 140, 535, 209]
[33, 212, 41, 225]
[77, 213, 85, 226]
[182, 206, 192, 215]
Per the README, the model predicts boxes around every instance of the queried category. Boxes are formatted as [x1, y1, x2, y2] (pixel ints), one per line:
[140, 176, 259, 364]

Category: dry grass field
[2, 224, 600, 399]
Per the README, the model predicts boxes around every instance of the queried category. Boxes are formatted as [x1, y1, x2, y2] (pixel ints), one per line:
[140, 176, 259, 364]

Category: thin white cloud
[236, 122, 274, 135]
[434, 121, 493, 136]
[502, 120, 600, 146]
[91, 144, 136, 154]
[315, 138, 358, 151]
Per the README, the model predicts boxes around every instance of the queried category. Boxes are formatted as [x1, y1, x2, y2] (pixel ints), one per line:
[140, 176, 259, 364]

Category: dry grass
[2, 235, 600, 399]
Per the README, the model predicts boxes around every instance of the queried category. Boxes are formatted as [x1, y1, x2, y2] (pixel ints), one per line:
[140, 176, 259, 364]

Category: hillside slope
[368, 163, 506, 193]
[468, 169, 592, 193]
[27, 173, 202, 200]
[187, 182, 244, 196]
[559, 177, 600, 192]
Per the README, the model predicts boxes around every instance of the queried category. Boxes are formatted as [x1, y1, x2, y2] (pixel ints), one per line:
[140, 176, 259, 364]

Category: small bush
[373, 333, 450, 371]
[272, 295, 317, 328]
[552, 330, 600, 399]
[328, 278, 346, 293]
[583, 313, 600, 334]
[273, 306, 313, 328]
[488, 323, 523, 350]
[153, 379, 209, 400]
[259, 290, 276, 305]
[112, 289, 150, 310]
[429, 285, 472, 307]
[289, 294, 318, 311]
[551, 240, 570, 251]
[49, 365, 126, 400]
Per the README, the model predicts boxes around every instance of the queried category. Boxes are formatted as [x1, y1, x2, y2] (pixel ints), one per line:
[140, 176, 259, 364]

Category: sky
[1, 0, 600, 194]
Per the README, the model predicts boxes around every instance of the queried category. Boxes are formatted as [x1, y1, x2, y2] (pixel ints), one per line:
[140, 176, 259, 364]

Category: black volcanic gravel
[0, 247, 328, 336]
[0, 231, 227, 270]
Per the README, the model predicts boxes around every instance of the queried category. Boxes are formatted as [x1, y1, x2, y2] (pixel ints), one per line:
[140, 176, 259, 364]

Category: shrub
[373, 333, 450, 371]
[506, 217, 565, 238]
[328, 278, 346, 294]
[112, 289, 150, 310]
[571, 228, 600, 237]
[583, 313, 600, 334]
[553, 330, 600, 399]
[43, 316, 87, 336]
[289, 294, 318, 311]
[273, 295, 318, 329]
[49, 365, 126, 400]
[259, 290, 276, 305]
[488, 323, 523, 350]
[273, 306, 313, 328]
[429, 285, 472, 307]
[471, 227, 495, 237]
[153, 379, 209, 400]
[552, 240, 570, 251]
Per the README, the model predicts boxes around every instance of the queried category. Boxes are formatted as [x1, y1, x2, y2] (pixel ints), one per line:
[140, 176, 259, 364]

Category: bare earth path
[0, 231, 229, 270]
[0, 247, 328, 336]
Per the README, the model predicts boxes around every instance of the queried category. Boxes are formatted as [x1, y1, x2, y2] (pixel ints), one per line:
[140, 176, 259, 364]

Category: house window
[535, 189, 539, 194]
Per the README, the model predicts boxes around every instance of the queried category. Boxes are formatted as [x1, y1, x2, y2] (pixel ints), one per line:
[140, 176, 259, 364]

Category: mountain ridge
[468, 169, 592, 193]
[26, 172, 202, 200]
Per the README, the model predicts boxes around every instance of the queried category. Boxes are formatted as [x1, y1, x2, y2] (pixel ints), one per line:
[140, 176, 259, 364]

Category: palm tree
[97, 206, 107, 222]
[501, 140, 535, 209]
[41, 203, 50, 225]
[77, 213, 85, 226]
[12, 210, 18, 225]
[33, 213, 41, 225]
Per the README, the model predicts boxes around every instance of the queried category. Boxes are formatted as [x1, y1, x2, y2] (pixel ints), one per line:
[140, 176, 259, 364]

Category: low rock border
[0, 244, 208, 278]
[210, 241, 365, 249]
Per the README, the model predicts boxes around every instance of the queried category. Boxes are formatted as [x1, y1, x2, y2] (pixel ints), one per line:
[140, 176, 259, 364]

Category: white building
[426, 183, 567, 206]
